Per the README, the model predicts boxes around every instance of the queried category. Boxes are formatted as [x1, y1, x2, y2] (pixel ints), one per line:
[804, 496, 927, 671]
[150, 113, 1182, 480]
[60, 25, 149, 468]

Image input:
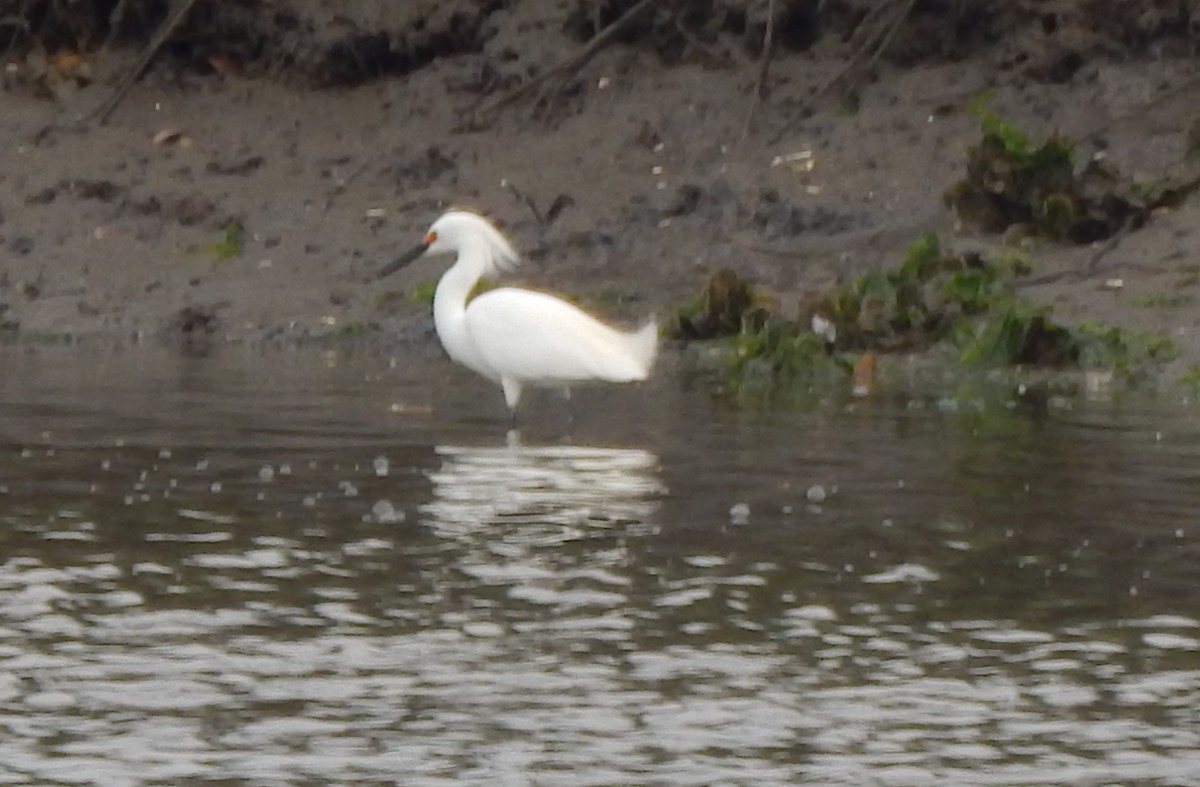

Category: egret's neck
[433, 241, 489, 322]
[432, 241, 494, 377]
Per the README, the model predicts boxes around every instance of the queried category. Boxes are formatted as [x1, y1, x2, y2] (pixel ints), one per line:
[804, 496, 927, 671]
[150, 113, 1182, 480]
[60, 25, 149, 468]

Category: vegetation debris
[670, 232, 1176, 398]
[208, 218, 246, 261]
[944, 99, 1200, 243]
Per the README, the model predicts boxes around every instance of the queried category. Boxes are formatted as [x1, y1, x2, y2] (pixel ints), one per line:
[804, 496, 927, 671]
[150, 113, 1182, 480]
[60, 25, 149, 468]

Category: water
[1, 345, 1198, 786]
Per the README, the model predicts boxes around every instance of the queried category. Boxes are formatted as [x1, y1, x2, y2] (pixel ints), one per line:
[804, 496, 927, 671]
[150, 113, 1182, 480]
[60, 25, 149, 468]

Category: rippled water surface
[1, 345, 1199, 786]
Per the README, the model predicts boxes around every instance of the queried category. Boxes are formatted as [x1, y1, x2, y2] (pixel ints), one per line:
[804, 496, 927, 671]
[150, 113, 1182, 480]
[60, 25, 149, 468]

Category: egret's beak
[378, 229, 439, 279]
[377, 241, 429, 279]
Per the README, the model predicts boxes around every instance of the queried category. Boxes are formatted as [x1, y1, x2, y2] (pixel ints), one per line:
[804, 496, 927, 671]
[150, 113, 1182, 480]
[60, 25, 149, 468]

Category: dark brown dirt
[3, 0, 1200, 374]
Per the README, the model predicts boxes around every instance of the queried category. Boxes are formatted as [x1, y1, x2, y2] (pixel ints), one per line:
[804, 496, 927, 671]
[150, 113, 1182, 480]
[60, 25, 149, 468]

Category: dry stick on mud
[771, 0, 917, 143]
[473, 0, 658, 121]
[500, 180, 547, 225]
[1014, 223, 1142, 289]
[95, 0, 134, 60]
[673, 14, 734, 66]
[86, 0, 199, 127]
[1, 11, 30, 51]
[740, 0, 776, 140]
[860, 0, 917, 75]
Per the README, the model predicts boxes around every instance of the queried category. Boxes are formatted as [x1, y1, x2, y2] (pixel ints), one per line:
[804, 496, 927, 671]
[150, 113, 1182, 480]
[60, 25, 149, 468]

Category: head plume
[426, 210, 519, 277]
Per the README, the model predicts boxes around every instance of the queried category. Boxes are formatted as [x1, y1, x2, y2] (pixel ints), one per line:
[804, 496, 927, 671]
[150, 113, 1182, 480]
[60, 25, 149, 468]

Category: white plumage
[382, 210, 657, 414]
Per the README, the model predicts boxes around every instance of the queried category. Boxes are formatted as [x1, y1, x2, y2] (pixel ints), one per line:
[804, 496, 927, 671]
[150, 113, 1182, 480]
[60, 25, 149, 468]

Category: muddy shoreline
[3, 1, 1200, 375]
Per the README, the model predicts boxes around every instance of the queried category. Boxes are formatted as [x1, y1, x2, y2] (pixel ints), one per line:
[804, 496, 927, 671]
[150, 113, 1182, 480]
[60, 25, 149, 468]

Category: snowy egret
[379, 210, 658, 416]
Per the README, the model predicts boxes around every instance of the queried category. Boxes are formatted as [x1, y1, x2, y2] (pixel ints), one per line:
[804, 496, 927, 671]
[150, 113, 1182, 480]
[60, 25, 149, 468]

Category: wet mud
[3, 0, 1200, 371]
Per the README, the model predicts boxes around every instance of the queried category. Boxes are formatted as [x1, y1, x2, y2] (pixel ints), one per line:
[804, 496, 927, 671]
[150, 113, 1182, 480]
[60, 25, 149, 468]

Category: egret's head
[425, 211, 519, 272]
[377, 209, 518, 280]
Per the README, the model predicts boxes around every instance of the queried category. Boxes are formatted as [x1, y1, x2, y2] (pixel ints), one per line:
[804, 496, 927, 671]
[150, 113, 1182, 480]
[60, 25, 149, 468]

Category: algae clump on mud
[945, 98, 1200, 243]
[669, 232, 1176, 401]
[208, 218, 247, 261]
[669, 105, 1190, 403]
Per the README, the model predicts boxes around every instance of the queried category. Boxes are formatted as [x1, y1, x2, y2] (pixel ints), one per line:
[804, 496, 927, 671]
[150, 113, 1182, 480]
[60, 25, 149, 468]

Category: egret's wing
[466, 288, 649, 383]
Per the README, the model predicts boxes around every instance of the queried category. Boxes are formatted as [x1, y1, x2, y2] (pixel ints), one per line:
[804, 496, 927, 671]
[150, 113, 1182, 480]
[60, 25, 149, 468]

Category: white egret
[379, 210, 658, 416]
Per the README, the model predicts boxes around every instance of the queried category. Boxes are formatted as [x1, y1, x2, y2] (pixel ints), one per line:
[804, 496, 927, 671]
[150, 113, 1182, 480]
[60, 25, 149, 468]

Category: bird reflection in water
[421, 430, 664, 541]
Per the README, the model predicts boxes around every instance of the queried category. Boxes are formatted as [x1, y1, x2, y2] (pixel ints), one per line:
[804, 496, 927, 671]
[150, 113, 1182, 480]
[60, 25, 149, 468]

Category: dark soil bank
[4, 0, 1200, 370]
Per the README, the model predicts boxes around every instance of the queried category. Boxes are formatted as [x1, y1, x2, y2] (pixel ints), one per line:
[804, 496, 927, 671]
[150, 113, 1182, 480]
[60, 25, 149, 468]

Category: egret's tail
[627, 319, 659, 378]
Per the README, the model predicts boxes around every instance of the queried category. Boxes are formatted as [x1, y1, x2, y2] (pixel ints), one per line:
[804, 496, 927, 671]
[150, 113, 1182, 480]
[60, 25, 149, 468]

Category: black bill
[376, 242, 429, 279]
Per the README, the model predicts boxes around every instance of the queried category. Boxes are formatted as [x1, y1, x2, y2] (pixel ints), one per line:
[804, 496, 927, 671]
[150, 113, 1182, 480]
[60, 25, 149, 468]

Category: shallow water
[1, 345, 1198, 786]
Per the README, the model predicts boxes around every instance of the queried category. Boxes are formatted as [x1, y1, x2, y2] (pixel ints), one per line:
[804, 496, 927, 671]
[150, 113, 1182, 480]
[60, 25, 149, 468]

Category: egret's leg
[561, 385, 575, 427]
[501, 378, 522, 426]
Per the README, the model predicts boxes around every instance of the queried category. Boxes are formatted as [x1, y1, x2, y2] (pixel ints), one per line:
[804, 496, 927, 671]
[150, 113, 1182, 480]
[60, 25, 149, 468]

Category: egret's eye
[423, 231, 438, 246]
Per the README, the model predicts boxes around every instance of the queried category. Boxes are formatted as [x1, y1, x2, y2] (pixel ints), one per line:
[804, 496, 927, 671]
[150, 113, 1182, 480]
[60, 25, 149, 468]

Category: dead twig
[473, 0, 657, 122]
[673, 15, 735, 67]
[771, 0, 918, 143]
[85, 0, 199, 127]
[741, 0, 776, 140]
[500, 181, 575, 229]
[2, 0, 33, 53]
[1014, 222, 1136, 289]
[1081, 220, 1135, 279]
[502, 179, 546, 225]
[0, 14, 30, 32]
[862, 0, 917, 75]
[729, 234, 811, 259]
[97, 0, 134, 57]
[321, 159, 372, 215]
